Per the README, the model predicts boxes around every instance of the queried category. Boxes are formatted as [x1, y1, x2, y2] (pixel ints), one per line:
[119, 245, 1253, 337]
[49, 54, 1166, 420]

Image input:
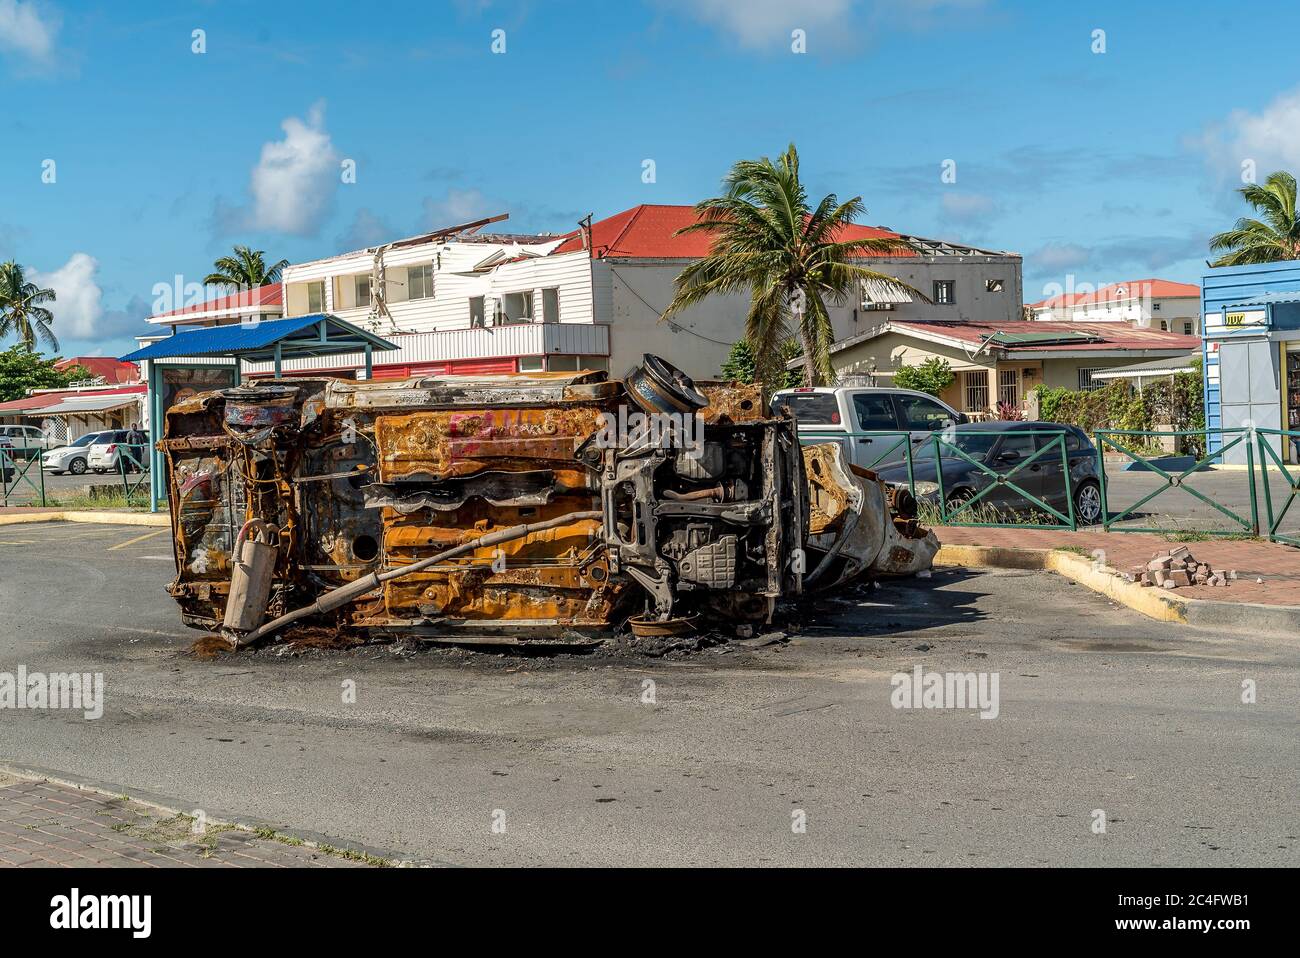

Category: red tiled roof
[892, 320, 1200, 353]
[549, 204, 917, 259]
[150, 283, 283, 321]
[1028, 279, 1200, 309]
[0, 383, 146, 414]
[54, 357, 140, 384]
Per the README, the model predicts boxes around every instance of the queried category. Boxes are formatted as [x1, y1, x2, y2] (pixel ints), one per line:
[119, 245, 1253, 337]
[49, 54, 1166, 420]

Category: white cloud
[31, 253, 103, 340]
[940, 191, 996, 222]
[238, 103, 340, 235]
[1197, 86, 1300, 186]
[421, 188, 495, 229]
[0, 0, 58, 64]
[655, 0, 985, 49]
[336, 207, 397, 251]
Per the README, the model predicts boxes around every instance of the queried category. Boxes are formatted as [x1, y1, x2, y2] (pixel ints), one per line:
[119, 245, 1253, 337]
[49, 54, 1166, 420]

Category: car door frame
[982, 429, 1046, 511]
[844, 389, 907, 468]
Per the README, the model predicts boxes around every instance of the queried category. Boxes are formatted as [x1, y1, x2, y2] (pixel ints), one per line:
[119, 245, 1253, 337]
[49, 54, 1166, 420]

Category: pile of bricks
[1125, 546, 1235, 589]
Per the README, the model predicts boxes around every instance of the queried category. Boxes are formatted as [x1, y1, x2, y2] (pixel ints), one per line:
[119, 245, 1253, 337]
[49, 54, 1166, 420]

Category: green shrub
[1032, 367, 1206, 458]
[893, 357, 954, 397]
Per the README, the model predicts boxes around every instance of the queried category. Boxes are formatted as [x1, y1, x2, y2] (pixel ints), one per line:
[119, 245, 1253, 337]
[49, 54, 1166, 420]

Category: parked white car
[771, 385, 968, 469]
[0, 424, 54, 456]
[42, 430, 116, 476]
[87, 430, 149, 474]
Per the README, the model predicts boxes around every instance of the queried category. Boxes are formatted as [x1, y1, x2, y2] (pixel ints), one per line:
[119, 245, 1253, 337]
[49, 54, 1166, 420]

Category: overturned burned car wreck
[158, 355, 937, 648]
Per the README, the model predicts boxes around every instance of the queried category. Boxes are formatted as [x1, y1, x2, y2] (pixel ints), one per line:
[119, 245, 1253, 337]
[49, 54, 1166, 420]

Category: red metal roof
[892, 319, 1200, 353]
[1028, 279, 1200, 310]
[54, 356, 140, 384]
[150, 283, 283, 321]
[550, 204, 916, 259]
[0, 383, 146, 414]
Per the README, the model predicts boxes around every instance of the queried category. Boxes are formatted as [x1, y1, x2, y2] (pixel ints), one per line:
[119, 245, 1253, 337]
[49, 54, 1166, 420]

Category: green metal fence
[798, 426, 1079, 530]
[0, 447, 46, 507]
[114, 443, 151, 503]
[1254, 428, 1300, 546]
[1095, 428, 1258, 536]
[930, 428, 1076, 529]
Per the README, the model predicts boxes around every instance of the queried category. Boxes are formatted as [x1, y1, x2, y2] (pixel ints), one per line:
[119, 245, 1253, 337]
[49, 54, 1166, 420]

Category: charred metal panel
[159, 361, 935, 646]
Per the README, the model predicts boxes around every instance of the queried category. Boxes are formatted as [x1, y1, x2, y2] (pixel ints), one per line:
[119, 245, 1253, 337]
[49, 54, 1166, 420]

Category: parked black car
[875, 421, 1103, 525]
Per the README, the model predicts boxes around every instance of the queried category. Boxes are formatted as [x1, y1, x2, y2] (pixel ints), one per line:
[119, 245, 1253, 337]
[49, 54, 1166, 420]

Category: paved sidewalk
[0, 772, 377, 868]
[937, 526, 1300, 607]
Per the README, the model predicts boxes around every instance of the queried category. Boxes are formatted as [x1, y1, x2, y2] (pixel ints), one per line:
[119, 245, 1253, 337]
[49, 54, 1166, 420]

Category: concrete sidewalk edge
[0, 761, 441, 868]
[0, 510, 169, 527]
[935, 542, 1300, 635]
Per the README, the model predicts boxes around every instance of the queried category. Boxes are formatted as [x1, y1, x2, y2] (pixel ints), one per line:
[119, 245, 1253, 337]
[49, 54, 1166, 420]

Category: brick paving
[0, 773, 377, 868]
[937, 526, 1300, 606]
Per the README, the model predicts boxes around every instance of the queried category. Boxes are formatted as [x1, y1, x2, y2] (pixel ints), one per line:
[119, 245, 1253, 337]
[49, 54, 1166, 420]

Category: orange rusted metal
[158, 358, 936, 646]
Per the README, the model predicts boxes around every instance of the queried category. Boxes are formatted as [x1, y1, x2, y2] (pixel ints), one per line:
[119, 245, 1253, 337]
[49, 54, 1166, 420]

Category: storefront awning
[119, 313, 398, 364]
[22, 393, 143, 416]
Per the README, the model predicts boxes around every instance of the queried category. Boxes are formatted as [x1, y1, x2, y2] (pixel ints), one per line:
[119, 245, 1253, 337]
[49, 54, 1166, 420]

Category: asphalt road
[0, 522, 1296, 866]
[1102, 466, 1300, 536]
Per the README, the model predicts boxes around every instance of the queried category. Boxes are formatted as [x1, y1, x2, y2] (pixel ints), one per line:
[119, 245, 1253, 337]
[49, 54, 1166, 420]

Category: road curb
[0, 510, 168, 527]
[0, 761, 442, 867]
[935, 542, 1300, 634]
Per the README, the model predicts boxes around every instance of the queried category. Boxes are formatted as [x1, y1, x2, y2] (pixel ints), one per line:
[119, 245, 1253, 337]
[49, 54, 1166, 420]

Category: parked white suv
[42, 430, 116, 476]
[0, 424, 53, 457]
[771, 385, 967, 469]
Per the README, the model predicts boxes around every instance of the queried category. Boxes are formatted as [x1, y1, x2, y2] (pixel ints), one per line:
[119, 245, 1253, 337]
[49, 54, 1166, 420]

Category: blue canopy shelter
[119, 314, 399, 511]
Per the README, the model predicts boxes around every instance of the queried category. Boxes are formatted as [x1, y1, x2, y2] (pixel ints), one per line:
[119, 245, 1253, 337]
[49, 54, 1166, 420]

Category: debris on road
[159, 355, 938, 651]
[1125, 546, 1235, 589]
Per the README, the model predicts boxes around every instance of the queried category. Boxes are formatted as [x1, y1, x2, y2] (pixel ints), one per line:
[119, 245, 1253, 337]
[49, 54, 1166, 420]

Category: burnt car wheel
[1074, 480, 1102, 525]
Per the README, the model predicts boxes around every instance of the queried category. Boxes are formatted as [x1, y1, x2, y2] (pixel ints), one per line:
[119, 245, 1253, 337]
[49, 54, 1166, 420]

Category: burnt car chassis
[158, 356, 937, 649]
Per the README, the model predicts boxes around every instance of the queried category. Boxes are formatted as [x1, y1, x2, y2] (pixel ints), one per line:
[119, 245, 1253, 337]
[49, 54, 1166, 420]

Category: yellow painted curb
[0, 510, 169, 527]
[935, 543, 1190, 624]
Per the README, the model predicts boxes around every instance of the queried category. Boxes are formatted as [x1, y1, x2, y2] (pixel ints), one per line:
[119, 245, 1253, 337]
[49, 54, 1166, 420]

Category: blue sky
[2, 0, 1298, 358]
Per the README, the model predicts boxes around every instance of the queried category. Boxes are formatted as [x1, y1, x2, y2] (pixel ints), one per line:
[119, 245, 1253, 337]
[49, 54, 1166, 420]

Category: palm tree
[662, 144, 918, 387]
[204, 245, 290, 290]
[0, 260, 58, 351]
[1210, 171, 1300, 266]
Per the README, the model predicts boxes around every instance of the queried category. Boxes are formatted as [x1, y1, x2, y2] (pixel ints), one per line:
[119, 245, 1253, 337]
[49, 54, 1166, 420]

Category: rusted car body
[158, 359, 937, 645]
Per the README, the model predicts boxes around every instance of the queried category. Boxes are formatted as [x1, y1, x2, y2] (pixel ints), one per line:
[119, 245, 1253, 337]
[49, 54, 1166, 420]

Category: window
[408, 264, 434, 300]
[1182, 321, 1194, 335]
[542, 287, 560, 323]
[470, 296, 486, 327]
[1077, 367, 1105, 391]
[852, 393, 898, 430]
[306, 281, 324, 313]
[518, 356, 544, 373]
[998, 368, 1020, 408]
[985, 278, 1004, 292]
[579, 355, 609, 371]
[776, 392, 841, 424]
[503, 290, 534, 323]
[934, 280, 955, 305]
[354, 275, 371, 308]
[547, 355, 578, 371]
[897, 394, 954, 430]
[996, 433, 1037, 461]
[963, 370, 989, 412]
[1159, 320, 1168, 331]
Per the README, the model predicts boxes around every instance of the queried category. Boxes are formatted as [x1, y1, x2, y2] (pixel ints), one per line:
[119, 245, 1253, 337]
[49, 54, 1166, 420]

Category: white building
[1027, 279, 1201, 336]
[270, 205, 1023, 382]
